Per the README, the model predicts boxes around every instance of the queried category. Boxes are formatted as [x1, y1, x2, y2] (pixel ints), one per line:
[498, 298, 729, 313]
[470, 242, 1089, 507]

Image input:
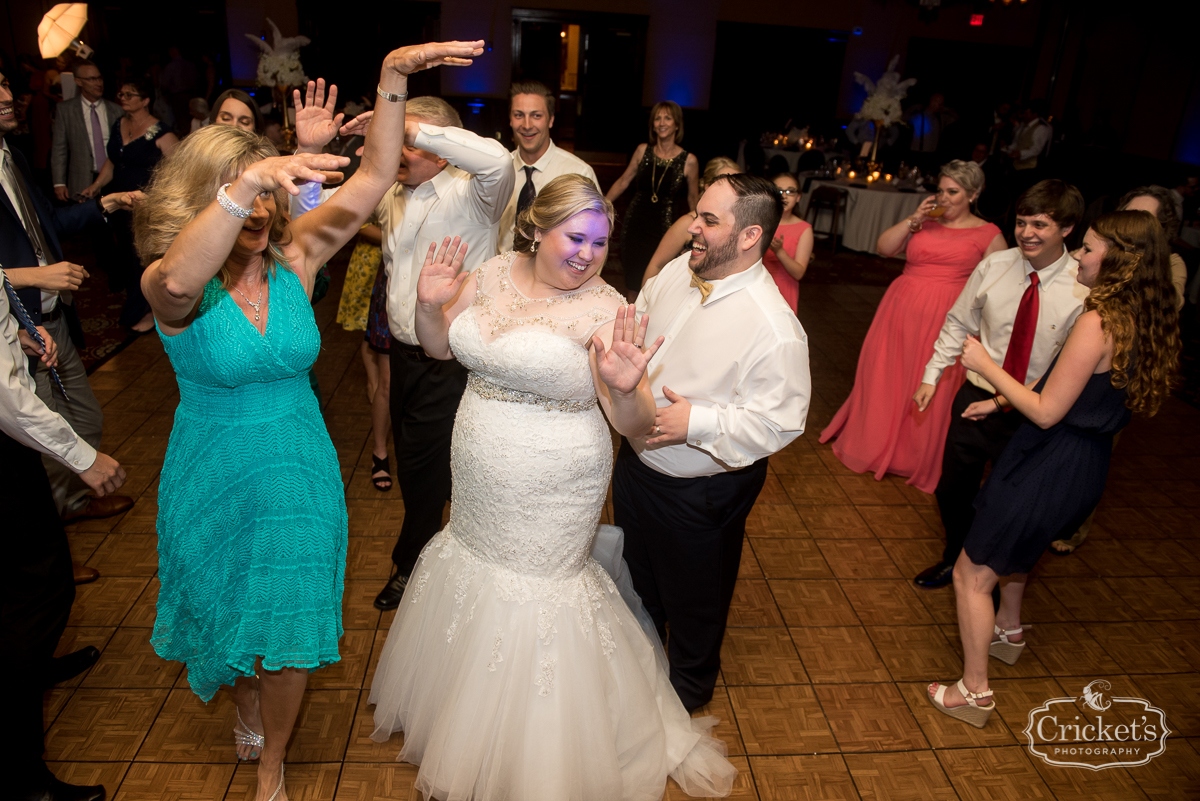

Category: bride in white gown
[369, 175, 736, 800]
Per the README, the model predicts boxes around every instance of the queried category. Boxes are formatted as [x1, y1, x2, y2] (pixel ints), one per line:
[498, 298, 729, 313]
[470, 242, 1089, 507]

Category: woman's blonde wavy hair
[513, 174, 614, 264]
[1085, 209, 1180, 416]
[133, 124, 292, 287]
[701, 156, 739, 192]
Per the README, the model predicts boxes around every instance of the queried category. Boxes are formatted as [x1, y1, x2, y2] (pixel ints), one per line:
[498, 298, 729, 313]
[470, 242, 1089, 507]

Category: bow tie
[689, 271, 713, 302]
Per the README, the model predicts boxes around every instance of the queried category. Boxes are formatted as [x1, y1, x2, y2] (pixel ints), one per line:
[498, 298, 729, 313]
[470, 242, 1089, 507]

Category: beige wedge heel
[927, 679, 995, 728]
[990, 625, 1026, 665]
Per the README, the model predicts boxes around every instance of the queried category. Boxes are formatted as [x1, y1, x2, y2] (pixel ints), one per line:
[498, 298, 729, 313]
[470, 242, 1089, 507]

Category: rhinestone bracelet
[217, 183, 253, 219]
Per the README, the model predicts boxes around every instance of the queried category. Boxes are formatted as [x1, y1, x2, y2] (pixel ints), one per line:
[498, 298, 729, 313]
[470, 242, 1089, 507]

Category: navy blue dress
[964, 357, 1130, 576]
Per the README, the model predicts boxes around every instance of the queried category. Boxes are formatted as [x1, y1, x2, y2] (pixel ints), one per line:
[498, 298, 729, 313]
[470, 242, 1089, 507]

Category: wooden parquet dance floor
[47, 263, 1200, 800]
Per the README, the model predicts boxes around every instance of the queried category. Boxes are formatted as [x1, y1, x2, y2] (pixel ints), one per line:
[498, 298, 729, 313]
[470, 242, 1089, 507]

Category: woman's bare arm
[605, 144, 646, 201]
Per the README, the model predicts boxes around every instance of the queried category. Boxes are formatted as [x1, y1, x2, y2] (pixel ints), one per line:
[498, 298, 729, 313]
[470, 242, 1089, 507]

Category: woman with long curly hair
[924, 209, 1180, 729]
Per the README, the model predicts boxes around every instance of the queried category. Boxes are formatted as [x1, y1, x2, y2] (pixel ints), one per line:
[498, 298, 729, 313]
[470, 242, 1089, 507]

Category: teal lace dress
[152, 267, 348, 702]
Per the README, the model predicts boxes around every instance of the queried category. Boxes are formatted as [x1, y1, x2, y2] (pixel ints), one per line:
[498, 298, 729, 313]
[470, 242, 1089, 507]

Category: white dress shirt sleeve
[686, 339, 810, 468]
[922, 262, 987, 386]
[414, 125, 515, 225]
[0, 274, 96, 471]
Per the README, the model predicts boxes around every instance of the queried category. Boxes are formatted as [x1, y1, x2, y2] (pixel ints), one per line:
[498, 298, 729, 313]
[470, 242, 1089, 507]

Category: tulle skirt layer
[369, 525, 736, 801]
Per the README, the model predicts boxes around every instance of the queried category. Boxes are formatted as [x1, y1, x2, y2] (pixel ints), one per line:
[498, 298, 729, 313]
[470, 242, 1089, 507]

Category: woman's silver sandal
[927, 679, 995, 729]
[234, 709, 265, 761]
[990, 625, 1026, 665]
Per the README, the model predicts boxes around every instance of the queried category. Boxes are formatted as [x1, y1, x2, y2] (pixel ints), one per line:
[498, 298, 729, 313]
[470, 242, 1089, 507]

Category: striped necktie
[3, 273, 69, 400]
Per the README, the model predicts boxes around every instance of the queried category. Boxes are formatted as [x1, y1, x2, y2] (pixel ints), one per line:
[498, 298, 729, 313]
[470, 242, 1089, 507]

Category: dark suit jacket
[1, 144, 102, 348]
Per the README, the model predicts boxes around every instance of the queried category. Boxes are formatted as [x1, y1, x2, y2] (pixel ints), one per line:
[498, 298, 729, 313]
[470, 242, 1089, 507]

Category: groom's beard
[688, 233, 738, 278]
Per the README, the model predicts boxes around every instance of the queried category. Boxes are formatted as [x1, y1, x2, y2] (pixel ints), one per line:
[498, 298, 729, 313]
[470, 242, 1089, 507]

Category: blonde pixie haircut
[134, 124, 291, 287]
[938, 159, 985, 200]
[513, 174, 614, 267]
[701, 156, 739, 191]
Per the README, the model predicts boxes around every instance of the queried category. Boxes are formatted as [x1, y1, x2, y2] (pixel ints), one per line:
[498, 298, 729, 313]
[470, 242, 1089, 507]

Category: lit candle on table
[848, 170, 856, 179]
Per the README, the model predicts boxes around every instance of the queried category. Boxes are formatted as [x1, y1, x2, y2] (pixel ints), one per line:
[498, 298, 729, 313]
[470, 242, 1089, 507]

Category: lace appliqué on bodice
[470, 252, 627, 347]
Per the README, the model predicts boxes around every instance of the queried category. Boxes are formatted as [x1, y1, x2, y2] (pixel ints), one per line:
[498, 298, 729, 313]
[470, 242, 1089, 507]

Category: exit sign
[970, 14, 984, 25]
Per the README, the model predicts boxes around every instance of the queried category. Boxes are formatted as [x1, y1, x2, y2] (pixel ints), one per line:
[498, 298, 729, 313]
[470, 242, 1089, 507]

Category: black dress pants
[388, 340, 468, 577]
[0, 432, 75, 787]
[935, 382, 1026, 565]
[613, 439, 768, 712]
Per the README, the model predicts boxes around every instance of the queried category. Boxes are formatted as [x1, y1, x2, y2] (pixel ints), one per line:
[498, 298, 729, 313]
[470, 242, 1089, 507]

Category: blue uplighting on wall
[1176, 132, 1200, 165]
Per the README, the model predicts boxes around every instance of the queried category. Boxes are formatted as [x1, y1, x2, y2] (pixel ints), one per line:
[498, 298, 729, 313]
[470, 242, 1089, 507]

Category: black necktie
[3, 273, 69, 400]
[517, 165, 537, 218]
[3, 150, 53, 264]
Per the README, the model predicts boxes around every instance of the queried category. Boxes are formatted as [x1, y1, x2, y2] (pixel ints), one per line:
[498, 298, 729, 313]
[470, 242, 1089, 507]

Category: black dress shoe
[15, 771, 105, 801]
[45, 646, 101, 687]
[373, 572, 409, 611]
[914, 562, 954, 588]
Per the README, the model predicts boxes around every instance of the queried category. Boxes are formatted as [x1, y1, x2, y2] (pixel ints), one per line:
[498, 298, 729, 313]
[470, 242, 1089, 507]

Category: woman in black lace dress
[606, 101, 698, 298]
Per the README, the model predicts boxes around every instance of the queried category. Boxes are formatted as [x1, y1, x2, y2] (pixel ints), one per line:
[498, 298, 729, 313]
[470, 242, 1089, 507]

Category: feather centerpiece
[853, 55, 916, 127]
[244, 17, 309, 88]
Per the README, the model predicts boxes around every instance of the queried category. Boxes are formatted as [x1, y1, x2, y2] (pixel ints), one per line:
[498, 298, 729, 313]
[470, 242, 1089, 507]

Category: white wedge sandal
[927, 679, 995, 728]
[990, 625, 1026, 665]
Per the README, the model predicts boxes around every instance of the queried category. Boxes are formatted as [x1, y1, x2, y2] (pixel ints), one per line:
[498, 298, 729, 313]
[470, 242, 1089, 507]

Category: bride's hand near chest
[590, 305, 663, 438]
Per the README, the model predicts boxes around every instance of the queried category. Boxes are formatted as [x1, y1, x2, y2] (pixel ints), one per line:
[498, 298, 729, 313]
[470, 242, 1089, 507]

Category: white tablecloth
[801, 180, 926, 255]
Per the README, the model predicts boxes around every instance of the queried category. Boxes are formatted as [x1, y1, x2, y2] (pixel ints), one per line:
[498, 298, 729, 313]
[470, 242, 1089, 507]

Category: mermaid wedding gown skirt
[369, 255, 735, 800]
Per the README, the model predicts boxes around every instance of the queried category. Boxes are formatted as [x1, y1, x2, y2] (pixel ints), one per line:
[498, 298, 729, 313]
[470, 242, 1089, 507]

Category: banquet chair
[805, 185, 848, 254]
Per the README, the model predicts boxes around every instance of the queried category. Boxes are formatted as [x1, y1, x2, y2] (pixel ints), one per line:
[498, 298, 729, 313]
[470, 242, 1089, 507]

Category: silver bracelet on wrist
[217, 183, 253, 219]
[377, 84, 408, 103]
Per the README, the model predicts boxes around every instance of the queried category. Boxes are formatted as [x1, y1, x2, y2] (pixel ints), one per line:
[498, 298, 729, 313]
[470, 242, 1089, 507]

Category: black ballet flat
[371, 454, 393, 492]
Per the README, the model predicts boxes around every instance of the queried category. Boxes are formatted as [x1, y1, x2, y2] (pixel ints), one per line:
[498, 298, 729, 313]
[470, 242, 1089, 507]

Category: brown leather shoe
[73, 562, 100, 585]
[62, 495, 134, 522]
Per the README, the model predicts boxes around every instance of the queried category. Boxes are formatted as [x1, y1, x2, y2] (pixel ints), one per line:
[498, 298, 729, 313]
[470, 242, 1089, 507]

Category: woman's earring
[531, 238, 540, 254]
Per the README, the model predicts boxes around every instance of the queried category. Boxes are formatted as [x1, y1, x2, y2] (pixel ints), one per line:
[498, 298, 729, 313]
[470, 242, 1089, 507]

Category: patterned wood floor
[47, 266, 1200, 800]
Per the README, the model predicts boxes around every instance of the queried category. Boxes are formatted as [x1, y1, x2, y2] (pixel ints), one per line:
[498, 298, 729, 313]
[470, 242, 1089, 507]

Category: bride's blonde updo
[513, 174, 614, 261]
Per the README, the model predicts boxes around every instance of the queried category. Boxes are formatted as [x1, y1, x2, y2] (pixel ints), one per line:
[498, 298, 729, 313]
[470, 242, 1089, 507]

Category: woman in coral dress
[820, 160, 1005, 492]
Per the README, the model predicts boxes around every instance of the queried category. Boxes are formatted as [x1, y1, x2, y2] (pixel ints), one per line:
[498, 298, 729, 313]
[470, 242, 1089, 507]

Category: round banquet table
[800, 179, 927, 255]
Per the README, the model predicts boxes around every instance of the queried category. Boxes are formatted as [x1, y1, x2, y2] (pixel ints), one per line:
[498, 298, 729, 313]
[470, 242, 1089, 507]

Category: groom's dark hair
[711, 174, 784, 258]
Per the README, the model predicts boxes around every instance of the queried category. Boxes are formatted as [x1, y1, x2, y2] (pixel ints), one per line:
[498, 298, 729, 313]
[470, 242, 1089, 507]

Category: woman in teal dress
[133, 41, 485, 801]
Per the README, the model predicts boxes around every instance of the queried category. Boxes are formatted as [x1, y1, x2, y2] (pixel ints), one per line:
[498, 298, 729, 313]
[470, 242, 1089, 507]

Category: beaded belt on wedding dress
[467, 372, 597, 413]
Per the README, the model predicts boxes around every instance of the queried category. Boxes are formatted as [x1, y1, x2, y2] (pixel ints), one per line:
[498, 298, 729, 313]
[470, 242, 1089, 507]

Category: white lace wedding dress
[369, 253, 736, 800]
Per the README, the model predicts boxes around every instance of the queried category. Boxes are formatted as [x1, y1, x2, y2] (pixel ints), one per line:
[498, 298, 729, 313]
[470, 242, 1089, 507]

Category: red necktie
[1001, 271, 1040, 384]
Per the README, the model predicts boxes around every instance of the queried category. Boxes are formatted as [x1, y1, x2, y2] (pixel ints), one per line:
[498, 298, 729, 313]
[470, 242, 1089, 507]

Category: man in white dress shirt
[911, 180, 1087, 588]
[2, 270, 126, 801]
[373, 96, 515, 611]
[51, 60, 123, 202]
[497, 80, 598, 252]
[613, 174, 811, 712]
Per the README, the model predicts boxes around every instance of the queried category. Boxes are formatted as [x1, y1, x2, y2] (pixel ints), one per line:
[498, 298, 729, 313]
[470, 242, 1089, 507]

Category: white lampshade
[38, 3, 89, 59]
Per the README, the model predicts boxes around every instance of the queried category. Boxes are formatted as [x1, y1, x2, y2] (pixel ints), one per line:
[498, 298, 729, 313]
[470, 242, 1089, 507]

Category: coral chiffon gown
[819, 221, 1001, 493]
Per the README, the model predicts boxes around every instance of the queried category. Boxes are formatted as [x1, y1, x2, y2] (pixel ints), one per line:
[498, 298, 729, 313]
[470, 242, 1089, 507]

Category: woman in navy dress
[926, 210, 1181, 728]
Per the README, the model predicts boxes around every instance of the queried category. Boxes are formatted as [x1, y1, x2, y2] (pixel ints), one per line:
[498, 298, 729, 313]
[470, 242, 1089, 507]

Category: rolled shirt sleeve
[686, 339, 810, 468]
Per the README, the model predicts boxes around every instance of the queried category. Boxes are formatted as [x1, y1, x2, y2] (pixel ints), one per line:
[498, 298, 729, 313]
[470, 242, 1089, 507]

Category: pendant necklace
[650, 147, 673, 204]
[232, 274, 264, 322]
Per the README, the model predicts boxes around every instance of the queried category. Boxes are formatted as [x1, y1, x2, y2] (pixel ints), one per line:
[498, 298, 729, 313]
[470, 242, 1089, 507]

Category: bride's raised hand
[238, 152, 349, 196]
[593, 305, 664, 395]
[384, 40, 486, 77]
[417, 236, 469, 309]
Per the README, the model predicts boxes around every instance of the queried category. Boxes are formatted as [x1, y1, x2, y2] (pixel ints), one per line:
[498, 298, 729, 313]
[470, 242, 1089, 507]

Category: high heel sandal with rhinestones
[927, 679, 995, 728]
[990, 625, 1026, 665]
[233, 709, 265, 761]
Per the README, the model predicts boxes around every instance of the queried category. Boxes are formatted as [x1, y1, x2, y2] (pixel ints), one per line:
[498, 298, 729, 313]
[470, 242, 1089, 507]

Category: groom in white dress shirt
[613, 174, 811, 712]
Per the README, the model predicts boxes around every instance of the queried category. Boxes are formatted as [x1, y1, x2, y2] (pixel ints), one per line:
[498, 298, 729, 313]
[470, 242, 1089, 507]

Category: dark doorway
[512, 8, 648, 153]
